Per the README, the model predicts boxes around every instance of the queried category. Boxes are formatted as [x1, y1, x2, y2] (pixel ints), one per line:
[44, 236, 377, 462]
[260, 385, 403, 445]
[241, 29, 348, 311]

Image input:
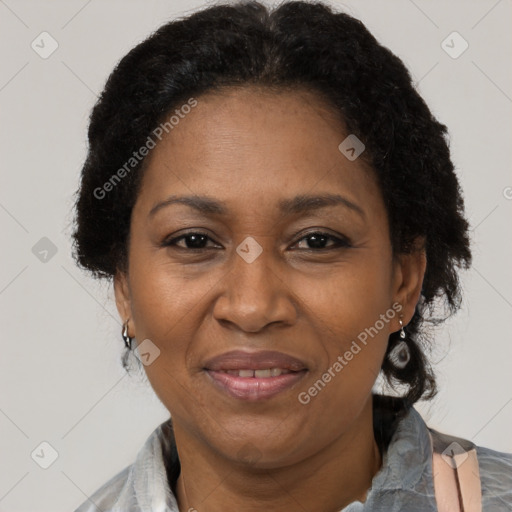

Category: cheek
[307, 254, 394, 335]
[125, 260, 214, 400]
[300, 257, 394, 395]
[128, 254, 217, 335]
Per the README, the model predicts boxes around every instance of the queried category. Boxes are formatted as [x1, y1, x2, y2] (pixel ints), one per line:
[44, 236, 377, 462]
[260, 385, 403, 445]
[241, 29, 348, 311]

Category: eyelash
[162, 231, 352, 252]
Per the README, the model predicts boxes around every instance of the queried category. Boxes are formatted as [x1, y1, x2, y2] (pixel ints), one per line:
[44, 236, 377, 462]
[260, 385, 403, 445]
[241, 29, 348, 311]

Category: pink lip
[205, 369, 308, 401]
[203, 350, 308, 401]
[203, 350, 308, 372]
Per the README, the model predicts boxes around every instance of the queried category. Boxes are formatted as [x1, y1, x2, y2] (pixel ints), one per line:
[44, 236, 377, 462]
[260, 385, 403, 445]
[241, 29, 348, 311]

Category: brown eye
[163, 232, 218, 250]
[293, 232, 351, 250]
[162, 231, 351, 252]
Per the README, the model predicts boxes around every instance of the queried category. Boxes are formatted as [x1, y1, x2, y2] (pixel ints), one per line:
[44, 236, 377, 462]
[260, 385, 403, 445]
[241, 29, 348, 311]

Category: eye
[162, 230, 351, 252]
[292, 231, 351, 250]
[162, 232, 219, 250]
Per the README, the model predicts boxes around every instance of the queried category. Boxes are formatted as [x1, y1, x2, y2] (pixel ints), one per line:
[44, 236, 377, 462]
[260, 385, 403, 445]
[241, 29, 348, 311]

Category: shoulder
[475, 444, 512, 507]
[429, 425, 512, 509]
[73, 464, 132, 512]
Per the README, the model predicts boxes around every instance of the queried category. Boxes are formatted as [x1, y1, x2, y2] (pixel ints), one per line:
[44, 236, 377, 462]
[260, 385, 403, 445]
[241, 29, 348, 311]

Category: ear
[391, 236, 427, 328]
[114, 271, 134, 334]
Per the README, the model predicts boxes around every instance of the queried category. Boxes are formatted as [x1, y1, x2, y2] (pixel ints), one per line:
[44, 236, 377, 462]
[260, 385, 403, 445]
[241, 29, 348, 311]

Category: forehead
[135, 85, 381, 218]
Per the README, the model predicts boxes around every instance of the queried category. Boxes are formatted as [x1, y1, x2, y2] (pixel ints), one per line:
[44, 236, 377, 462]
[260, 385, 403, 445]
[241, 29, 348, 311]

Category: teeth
[220, 368, 291, 378]
[254, 369, 271, 378]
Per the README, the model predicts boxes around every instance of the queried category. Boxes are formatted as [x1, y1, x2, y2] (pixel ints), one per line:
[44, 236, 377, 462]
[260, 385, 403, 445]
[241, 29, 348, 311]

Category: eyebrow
[148, 193, 366, 220]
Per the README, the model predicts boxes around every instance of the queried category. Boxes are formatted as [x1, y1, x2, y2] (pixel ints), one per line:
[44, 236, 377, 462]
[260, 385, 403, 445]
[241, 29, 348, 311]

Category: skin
[114, 85, 426, 511]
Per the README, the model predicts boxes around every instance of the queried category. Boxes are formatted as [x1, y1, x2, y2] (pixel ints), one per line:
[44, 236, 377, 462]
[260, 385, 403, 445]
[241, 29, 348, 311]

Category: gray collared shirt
[74, 406, 512, 511]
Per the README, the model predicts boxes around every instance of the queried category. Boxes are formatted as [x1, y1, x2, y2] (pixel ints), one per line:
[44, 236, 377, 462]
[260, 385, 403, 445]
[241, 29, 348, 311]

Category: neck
[173, 397, 382, 512]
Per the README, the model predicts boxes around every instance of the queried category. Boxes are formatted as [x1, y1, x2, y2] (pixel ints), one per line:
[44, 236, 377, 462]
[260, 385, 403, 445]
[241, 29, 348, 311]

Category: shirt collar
[370, 406, 433, 491]
[130, 421, 179, 511]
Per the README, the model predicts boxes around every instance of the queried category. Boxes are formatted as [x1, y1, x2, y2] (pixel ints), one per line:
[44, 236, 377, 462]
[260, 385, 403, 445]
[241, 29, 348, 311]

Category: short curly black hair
[72, 0, 472, 407]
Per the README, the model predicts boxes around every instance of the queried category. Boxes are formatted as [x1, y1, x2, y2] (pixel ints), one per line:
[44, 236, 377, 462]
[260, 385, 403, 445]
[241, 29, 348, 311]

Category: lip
[205, 369, 308, 401]
[203, 350, 308, 372]
[203, 350, 309, 401]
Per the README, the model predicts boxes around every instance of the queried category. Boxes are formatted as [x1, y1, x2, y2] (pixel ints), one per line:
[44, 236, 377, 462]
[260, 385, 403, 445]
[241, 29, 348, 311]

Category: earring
[399, 317, 406, 340]
[122, 320, 133, 350]
[388, 316, 410, 369]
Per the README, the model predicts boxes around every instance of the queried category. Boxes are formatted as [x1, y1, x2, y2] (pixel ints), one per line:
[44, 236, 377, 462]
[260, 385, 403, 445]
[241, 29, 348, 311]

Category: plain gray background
[1, 0, 511, 511]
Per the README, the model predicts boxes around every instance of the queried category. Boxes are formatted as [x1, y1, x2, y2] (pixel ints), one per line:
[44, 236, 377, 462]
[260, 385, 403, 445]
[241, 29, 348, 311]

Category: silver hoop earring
[122, 320, 133, 350]
[388, 317, 410, 369]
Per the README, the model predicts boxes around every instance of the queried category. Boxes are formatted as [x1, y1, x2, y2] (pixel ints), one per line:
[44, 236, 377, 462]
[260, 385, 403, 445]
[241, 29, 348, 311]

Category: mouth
[203, 350, 308, 401]
[215, 368, 296, 377]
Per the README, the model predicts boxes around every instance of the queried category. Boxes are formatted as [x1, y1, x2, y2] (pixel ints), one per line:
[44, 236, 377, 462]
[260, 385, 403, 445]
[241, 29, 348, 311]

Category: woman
[72, 1, 512, 511]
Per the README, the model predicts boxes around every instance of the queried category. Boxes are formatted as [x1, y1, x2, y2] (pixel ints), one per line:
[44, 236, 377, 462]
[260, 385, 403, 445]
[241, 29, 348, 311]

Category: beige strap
[429, 430, 482, 512]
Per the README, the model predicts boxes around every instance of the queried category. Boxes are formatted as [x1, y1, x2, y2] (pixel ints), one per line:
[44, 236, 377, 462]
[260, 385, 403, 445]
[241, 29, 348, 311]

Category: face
[115, 86, 425, 468]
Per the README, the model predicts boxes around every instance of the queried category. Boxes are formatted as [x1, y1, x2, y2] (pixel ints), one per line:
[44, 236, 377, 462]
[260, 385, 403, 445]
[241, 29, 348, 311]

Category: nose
[212, 238, 297, 333]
